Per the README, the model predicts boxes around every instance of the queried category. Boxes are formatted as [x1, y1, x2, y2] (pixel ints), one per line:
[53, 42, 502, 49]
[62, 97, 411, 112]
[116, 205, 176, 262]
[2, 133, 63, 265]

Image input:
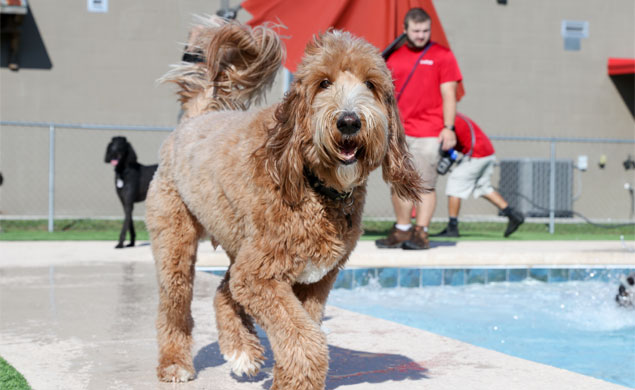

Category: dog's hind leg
[126, 208, 136, 247]
[146, 175, 202, 382]
[214, 269, 265, 376]
[117, 198, 134, 249]
[205, 201, 262, 375]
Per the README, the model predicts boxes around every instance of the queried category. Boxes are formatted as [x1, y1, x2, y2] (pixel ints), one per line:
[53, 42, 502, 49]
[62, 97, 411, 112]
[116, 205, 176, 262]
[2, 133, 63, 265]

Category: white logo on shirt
[420, 59, 434, 65]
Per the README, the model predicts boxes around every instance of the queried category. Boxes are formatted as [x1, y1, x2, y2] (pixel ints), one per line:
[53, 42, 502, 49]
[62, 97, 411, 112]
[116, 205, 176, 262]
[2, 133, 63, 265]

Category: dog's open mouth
[110, 159, 119, 167]
[338, 139, 359, 165]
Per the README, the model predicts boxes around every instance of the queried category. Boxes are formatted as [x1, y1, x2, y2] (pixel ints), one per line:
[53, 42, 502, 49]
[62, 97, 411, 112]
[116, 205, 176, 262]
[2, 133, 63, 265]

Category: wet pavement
[0, 241, 631, 389]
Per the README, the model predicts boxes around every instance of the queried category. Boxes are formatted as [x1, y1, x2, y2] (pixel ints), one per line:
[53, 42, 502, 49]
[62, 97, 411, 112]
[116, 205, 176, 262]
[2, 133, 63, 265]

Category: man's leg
[431, 196, 461, 237]
[482, 191, 507, 210]
[414, 191, 436, 227]
[447, 196, 461, 234]
[374, 193, 414, 248]
[482, 190, 524, 237]
[448, 196, 461, 217]
[402, 190, 435, 250]
[377, 136, 438, 249]
[393, 193, 414, 226]
[473, 156, 525, 237]
[432, 154, 477, 238]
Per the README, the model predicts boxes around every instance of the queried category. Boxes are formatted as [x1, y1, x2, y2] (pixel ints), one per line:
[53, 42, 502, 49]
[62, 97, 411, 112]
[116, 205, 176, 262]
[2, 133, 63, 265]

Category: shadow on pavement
[192, 336, 428, 390]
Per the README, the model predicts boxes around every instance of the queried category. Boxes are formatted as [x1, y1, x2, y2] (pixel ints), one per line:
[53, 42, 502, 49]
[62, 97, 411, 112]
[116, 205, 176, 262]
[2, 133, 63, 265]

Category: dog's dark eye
[365, 81, 375, 90]
[319, 79, 332, 89]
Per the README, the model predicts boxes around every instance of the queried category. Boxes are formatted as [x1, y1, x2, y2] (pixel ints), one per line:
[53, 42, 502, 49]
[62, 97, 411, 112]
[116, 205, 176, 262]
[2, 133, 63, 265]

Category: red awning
[608, 58, 635, 76]
[242, 0, 464, 100]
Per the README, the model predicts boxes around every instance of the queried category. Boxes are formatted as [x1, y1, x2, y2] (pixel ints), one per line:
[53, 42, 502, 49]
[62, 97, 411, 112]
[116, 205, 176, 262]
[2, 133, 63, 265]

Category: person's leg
[431, 196, 461, 237]
[474, 156, 524, 237]
[448, 196, 461, 217]
[482, 191, 508, 210]
[414, 190, 436, 227]
[375, 193, 414, 248]
[447, 196, 461, 234]
[392, 193, 414, 226]
[402, 138, 440, 250]
[377, 136, 438, 249]
[432, 156, 477, 238]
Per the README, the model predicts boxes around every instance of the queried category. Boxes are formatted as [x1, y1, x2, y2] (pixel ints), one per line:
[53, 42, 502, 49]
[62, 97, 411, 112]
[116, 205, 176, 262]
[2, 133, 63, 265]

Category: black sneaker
[430, 225, 459, 237]
[504, 208, 525, 237]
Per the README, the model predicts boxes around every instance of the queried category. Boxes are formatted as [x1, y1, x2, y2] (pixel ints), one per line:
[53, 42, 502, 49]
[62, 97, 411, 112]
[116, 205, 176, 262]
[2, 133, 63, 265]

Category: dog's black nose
[337, 112, 361, 135]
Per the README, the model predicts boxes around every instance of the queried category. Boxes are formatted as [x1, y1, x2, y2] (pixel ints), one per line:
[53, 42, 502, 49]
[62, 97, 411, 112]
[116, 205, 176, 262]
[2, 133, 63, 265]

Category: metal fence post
[48, 124, 55, 232]
[549, 141, 556, 234]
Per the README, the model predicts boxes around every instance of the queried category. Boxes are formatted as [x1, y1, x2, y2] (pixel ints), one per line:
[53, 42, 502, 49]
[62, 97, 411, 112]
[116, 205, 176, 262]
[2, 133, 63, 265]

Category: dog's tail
[159, 16, 285, 120]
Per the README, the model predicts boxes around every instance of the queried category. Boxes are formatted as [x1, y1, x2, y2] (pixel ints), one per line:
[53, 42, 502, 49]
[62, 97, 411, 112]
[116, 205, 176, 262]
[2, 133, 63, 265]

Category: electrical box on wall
[87, 0, 108, 13]
[577, 155, 588, 171]
[561, 20, 589, 51]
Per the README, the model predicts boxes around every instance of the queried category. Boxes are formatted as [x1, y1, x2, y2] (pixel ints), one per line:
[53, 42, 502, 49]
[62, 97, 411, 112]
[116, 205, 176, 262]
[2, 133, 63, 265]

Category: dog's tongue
[110, 160, 119, 167]
[340, 145, 357, 161]
[342, 148, 356, 160]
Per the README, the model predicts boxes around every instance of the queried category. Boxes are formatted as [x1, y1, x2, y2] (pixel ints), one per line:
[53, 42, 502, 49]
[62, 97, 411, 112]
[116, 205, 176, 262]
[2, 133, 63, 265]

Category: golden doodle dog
[148, 20, 423, 389]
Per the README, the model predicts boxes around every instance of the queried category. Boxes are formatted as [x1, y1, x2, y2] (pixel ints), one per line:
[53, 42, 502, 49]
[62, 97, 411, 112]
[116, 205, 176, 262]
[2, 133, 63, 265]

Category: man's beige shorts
[446, 154, 497, 199]
[406, 136, 441, 190]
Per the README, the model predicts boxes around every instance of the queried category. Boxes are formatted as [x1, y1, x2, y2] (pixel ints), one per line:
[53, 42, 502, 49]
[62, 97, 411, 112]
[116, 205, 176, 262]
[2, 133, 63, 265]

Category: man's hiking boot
[504, 208, 525, 237]
[375, 224, 411, 248]
[402, 225, 430, 250]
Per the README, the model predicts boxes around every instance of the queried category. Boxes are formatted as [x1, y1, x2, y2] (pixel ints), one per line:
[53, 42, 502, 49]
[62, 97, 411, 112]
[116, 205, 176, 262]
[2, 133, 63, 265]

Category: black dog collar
[304, 168, 353, 202]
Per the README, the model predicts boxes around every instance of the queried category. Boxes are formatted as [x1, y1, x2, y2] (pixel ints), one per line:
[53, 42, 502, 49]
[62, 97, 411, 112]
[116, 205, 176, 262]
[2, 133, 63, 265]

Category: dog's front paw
[126, 242, 135, 247]
[115, 243, 124, 249]
[224, 350, 264, 376]
[157, 363, 195, 382]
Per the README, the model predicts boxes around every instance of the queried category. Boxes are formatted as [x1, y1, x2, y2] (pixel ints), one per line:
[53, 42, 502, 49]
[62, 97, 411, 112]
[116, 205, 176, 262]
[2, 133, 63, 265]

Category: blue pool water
[328, 275, 635, 387]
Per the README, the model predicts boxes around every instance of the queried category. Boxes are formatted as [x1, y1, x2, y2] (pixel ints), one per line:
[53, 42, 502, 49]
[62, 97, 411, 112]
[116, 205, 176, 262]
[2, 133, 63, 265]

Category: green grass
[0, 219, 149, 241]
[0, 356, 30, 390]
[0, 218, 633, 241]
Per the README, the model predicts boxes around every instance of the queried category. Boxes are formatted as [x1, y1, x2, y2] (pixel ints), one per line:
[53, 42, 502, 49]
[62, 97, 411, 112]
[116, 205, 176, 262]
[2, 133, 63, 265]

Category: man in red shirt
[376, 7, 461, 250]
[433, 113, 525, 237]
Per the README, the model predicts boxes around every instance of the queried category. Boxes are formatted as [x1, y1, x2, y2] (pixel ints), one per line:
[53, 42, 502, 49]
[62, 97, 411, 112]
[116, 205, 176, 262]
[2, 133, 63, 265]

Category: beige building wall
[0, 0, 286, 218]
[1, 0, 634, 222]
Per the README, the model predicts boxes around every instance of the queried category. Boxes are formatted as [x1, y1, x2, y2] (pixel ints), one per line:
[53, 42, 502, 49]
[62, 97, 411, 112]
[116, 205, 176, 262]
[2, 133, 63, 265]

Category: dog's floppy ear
[266, 82, 310, 206]
[381, 94, 425, 202]
[104, 140, 113, 163]
[125, 139, 138, 164]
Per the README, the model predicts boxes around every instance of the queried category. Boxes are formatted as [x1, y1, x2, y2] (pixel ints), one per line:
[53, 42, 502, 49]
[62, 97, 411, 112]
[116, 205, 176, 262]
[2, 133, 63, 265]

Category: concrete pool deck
[1, 239, 633, 268]
[1, 240, 633, 389]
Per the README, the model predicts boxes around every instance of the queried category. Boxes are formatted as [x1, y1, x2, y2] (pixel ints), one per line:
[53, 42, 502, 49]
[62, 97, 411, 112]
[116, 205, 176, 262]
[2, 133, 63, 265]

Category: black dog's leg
[126, 212, 136, 247]
[117, 200, 134, 249]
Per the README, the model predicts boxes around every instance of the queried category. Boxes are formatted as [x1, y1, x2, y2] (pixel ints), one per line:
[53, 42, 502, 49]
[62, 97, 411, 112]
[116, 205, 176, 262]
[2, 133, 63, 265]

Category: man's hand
[438, 128, 456, 151]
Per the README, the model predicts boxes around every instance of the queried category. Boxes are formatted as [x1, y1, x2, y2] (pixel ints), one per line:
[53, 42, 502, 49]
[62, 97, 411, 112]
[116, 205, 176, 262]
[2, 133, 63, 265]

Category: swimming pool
[327, 267, 635, 388]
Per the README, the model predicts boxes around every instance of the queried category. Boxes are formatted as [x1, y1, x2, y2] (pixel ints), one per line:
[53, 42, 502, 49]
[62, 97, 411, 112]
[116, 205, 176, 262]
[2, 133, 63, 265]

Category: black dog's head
[105, 136, 137, 167]
[616, 274, 635, 308]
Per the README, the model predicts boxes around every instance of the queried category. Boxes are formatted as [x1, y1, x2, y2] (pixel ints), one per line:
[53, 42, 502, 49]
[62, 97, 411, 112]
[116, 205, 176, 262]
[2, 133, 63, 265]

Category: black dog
[104, 136, 158, 248]
[616, 273, 635, 307]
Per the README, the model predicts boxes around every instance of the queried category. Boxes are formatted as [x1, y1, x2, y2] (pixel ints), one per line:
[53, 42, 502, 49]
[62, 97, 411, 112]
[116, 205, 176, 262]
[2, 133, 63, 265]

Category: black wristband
[444, 125, 455, 131]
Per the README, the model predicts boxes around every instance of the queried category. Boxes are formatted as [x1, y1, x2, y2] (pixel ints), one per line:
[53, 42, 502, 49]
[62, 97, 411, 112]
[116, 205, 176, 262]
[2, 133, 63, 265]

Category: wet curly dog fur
[148, 20, 422, 389]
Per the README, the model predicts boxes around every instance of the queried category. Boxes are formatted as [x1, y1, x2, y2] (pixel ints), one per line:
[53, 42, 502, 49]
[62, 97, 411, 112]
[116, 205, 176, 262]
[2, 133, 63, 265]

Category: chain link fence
[365, 136, 635, 227]
[1, 121, 634, 232]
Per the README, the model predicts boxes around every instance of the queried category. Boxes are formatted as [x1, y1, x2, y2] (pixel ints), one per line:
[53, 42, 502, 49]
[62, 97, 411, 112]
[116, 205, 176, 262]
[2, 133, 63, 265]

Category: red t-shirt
[387, 42, 462, 138]
[454, 113, 495, 158]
